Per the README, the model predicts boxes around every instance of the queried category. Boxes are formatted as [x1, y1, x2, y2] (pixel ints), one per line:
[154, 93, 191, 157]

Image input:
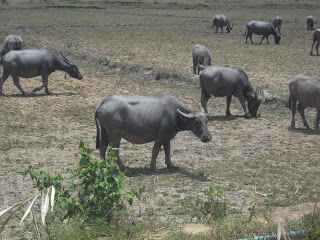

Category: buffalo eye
[195, 119, 200, 125]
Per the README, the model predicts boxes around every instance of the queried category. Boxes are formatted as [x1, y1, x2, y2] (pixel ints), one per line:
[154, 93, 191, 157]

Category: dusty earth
[0, 0, 320, 239]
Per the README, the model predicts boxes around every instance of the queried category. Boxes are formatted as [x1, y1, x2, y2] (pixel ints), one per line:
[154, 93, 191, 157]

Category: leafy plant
[63, 141, 143, 219]
[0, 142, 143, 238]
[198, 186, 228, 221]
[66, 41, 73, 49]
[104, 56, 110, 63]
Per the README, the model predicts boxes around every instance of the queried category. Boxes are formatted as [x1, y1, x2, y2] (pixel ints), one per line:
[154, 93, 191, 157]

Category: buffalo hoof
[288, 126, 295, 131]
[244, 113, 252, 119]
[167, 164, 179, 170]
[46, 91, 53, 95]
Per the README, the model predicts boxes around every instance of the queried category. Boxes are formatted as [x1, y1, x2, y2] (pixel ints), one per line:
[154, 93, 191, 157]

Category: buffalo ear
[176, 108, 195, 119]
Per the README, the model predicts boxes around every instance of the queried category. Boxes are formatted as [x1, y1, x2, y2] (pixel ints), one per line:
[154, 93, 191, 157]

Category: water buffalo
[200, 66, 262, 118]
[310, 28, 320, 56]
[272, 16, 282, 33]
[245, 20, 281, 44]
[307, 16, 315, 30]
[289, 75, 320, 132]
[192, 44, 211, 75]
[0, 49, 82, 96]
[210, 14, 233, 33]
[95, 93, 212, 172]
[1, 35, 23, 57]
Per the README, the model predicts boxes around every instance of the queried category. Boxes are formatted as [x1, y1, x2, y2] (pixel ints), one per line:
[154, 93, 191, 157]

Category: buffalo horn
[61, 54, 75, 66]
[176, 109, 195, 119]
[199, 106, 211, 117]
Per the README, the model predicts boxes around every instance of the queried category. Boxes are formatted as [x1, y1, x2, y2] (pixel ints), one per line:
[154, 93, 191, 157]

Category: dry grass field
[0, 0, 320, 239]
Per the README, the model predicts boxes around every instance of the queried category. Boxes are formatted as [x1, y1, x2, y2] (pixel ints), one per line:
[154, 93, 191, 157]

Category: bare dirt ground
[0, 0, 320, 239]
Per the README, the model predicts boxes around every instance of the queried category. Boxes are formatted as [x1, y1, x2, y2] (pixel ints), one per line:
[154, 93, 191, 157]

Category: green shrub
[198, 186, 228, 221]
[0, 141, 144, 239]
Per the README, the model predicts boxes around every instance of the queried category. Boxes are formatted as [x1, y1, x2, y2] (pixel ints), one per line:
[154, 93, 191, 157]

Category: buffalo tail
[95, 109, 100, 150]
[288, 94, 291, 109]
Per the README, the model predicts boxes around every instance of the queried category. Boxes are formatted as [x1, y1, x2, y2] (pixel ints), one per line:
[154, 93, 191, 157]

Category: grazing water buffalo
[95, 93, 212, 172]
[289, 75, 320, 132]
[210, 14, 233, 33]
[307, 16, 315, 30]
[0, 49, 82, 96]
[245, 20, 281, 44]
[192, 44, 211, 75]
[272, 16, 283, 33]
[310, 28, 320, 56]
[200, 66, 262, 118]
[1, 35, 23, 57]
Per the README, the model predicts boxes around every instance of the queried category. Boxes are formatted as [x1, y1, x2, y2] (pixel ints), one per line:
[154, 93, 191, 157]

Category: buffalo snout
[77, 74, 83, 80]
[201, 134, 212, 143]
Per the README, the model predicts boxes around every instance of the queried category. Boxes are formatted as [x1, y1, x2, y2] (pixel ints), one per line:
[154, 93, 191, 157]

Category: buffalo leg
[215, 26, 218, 33]
[99, 126, 109, 160]
[260, 35, 266, 44]
[226, 96, 232, 116]
[290, 97, 297, 130]
[108, 134, 126, 171]
[201, 91, 210, 113]
[164, 141, 177, 169]
[0, 70, 10, 96]
[12, 75, 28, 97]
[150, 141, 162, 172]
[237, 93, 251, 118]
[247, 33, 254, 44]
[315, 110, 320, 132]
[193, 64, 196, 75]
[310, 41, 315, 55]
[235, 91, 250, 117]
[220, 27, 223, 33]
[316, 41, 320, 56]
[298, 103, 311, 130]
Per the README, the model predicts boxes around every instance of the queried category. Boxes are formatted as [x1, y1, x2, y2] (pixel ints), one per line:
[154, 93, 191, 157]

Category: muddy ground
[0, 0, 320, 239]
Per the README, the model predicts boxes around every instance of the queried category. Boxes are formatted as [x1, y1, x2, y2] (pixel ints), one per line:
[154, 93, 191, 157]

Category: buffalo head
[247, 91, 262, 117]
[61, 55, 83, 80]
[274, 35, 281, 44]
[227, 23, 233, 32]
[176, 107, 212, 143]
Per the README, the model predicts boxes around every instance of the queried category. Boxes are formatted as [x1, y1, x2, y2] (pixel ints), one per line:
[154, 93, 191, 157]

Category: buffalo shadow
[125, 166, 210, 182]
[288, 127, 320, 136]
[1, 92, 76, 97]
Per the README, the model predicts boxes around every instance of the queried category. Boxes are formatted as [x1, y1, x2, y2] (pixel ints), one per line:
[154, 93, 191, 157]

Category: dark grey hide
[1, 35, 23, 57]
[200, 66, 262, 118]
[245, 20, 281, 44]
[192, 44, 212, 75]
[289, 75, 320, 132]
[0, 49, 82, 96]
[210, 14, 233, 33]
[95, 93, 212, 172]
[310, 28, 320, 56]
[307, 16, 315, 30]
[272, 16, 282, 33]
